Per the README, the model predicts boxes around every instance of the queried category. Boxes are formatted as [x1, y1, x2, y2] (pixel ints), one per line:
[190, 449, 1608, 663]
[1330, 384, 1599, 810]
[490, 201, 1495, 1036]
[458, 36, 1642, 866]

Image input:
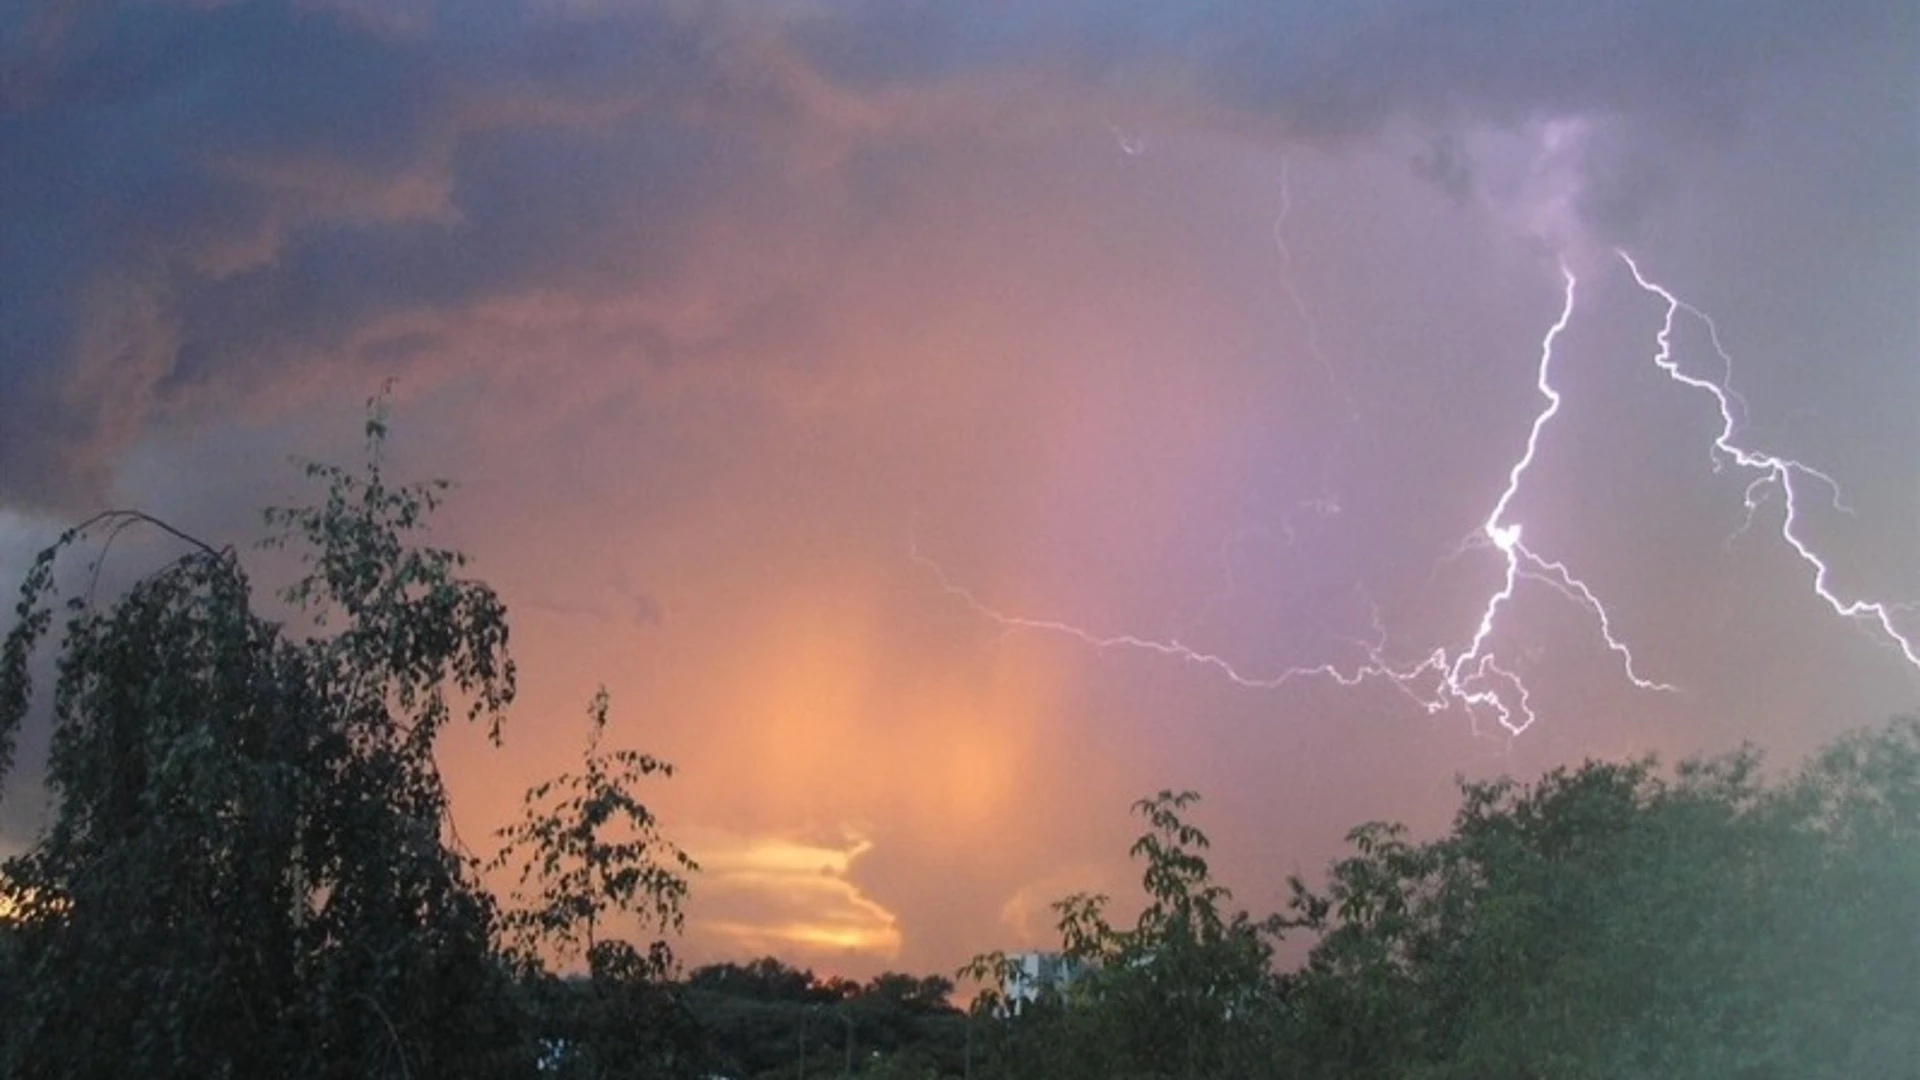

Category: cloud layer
[6, 0, 1910, 505]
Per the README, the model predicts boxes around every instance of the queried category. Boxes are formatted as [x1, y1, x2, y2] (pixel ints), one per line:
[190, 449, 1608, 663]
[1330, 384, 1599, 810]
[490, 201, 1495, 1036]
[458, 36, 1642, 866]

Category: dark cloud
[160, 119, 748, 386]
[0, 0, 768, 508]
[784, 0, 1911, 226]
[2, 0, 1912, 508]
[3, 0, 443, 505]
[788, 0, 1911, 131]
[1409, 134, 1476, 202]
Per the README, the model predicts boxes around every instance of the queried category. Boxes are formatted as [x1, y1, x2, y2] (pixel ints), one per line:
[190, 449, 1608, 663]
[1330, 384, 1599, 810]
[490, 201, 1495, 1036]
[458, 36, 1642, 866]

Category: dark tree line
[960, 724, 1920, 1080]
[681, 959, 967, 1079]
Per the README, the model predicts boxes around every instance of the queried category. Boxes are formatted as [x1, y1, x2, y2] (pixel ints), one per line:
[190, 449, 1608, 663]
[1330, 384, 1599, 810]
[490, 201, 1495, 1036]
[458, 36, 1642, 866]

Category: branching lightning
[1619, 251, 1920, 669]
[1430, 263, 1676, 731]
[912, 174, 1915, 737]
[918, 262, 1673, 736]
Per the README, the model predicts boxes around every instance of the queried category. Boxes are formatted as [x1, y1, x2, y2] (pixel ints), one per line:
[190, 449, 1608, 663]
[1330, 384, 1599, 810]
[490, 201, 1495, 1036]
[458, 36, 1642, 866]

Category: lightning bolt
[917, 262, 1673, 736]
[1619, 251, 1920, 669]
[909, 543, 1380, 692]
[1443, 265, 1676, 724]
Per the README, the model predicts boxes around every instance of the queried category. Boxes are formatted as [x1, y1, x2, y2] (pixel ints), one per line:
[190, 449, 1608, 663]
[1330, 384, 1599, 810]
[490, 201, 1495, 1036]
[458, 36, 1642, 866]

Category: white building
[1001, 951, 1090, 1011]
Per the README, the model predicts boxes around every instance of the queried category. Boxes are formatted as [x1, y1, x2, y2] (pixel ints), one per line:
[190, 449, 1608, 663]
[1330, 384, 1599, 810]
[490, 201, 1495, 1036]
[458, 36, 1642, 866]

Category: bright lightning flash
[1433, 263, 1675, 731]
[1619, 251, 1920, 669]
[917, 240, 1920, 734]
[918, 262, 1677, 736]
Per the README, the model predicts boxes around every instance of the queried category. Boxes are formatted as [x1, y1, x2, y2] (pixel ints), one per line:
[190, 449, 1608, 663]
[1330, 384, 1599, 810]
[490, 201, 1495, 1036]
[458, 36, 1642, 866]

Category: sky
[2, 0, 1917, 981]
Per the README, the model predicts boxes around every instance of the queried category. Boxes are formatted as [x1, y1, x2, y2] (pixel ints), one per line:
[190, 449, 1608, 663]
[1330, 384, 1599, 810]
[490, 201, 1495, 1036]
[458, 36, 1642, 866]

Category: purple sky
[2, 0, 1916, 979]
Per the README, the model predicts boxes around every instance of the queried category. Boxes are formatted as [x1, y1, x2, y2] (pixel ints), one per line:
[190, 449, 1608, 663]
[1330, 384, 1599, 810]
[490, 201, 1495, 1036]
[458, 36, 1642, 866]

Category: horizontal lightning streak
[909, 543, 1378, 692]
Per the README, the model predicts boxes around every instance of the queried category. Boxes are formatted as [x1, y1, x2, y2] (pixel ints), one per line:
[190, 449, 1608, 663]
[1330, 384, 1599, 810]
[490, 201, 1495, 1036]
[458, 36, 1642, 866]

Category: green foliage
[965, 791, 1286, 1080]
[690, 956, 843, 1005]
[1276, 721, 1920, 1080]
[0, 402, 696, 1078]
[494, 688, 704, 1078]
[683, 959, 968, 1080]
[492, 687, 696, 971]
[957, 725, 1920, 1080]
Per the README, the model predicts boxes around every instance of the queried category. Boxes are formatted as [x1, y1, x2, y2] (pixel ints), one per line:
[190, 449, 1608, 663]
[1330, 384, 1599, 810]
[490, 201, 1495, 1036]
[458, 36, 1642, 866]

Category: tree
[1278, 720, 1920, 1079]
[963, 791, 1285, 1080]
[493, 687, 702, 1078]
[842, 972, 966, 1073]
[681, 961, 969, 1080]
[958, 722, 1920, 1079]
[0, 402, 696, 1078]
[687, 956, 840, 1004]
